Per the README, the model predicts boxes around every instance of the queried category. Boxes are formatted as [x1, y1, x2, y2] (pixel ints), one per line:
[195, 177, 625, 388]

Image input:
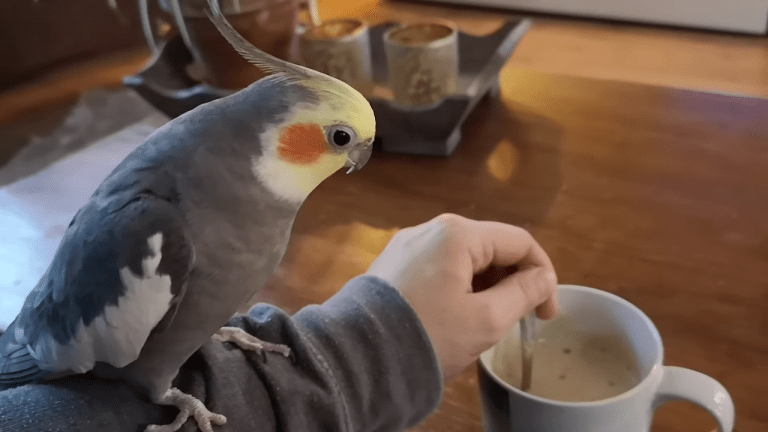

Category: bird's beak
[344, 143, 373, 174]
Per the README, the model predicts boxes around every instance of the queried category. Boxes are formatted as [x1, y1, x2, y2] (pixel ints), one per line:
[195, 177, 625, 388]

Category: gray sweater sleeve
[0, 275, 444, 432]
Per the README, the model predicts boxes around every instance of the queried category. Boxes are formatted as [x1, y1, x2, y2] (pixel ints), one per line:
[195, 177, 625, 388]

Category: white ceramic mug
[478, 285, 735, 432]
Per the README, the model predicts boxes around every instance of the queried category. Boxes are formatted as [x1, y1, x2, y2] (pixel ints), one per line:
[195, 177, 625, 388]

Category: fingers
[535, 294, 558, 320]
[430, 214, 553, 273]
[454, 216, 559, 324]
[469, 219, 554, 274]
[411, 214, 560, 320]
[473, 266, 559, 320]
[474, 267, 559, 343]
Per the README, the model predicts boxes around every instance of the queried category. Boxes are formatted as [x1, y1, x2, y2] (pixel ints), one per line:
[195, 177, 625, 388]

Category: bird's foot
[213, 326, 293, 362]
[145, 387, 226, 432]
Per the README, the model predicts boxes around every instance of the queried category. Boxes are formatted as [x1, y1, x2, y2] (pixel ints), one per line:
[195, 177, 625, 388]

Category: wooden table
[254, 68, 768, 432]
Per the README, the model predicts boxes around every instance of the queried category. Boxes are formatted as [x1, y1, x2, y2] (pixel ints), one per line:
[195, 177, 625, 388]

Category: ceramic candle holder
[298, 18, 374, 96]
[383, 20, 460, 107]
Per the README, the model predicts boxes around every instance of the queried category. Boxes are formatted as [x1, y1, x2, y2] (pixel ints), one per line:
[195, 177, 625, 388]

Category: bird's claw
[213, 326, 293, 363]
[146, 387, 226, 432]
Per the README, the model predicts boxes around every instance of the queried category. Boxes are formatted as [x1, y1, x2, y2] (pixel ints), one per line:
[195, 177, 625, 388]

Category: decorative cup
[298, 18, 374, 96]
[478, 284, 735, 432]
[383, 20, 460, 107]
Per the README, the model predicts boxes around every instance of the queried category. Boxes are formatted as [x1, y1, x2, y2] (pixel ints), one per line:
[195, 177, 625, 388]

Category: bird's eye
[334, 130, 351, 146]
[328, 126, 356, 147]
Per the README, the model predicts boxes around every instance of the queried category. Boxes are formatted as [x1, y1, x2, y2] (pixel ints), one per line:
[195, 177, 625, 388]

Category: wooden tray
[123, 19, 532, 156]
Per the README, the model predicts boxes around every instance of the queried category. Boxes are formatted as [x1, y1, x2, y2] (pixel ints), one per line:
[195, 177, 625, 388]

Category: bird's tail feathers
[0, 328, 46, 389]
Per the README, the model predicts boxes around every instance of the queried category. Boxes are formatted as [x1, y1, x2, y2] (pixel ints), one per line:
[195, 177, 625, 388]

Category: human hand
[365, 214, 558, 379]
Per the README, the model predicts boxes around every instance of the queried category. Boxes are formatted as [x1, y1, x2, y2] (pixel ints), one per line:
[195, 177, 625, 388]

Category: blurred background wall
[0, 0, 148, 90]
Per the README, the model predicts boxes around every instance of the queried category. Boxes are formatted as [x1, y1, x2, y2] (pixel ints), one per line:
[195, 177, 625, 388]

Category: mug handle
[652, 366, 735, 432]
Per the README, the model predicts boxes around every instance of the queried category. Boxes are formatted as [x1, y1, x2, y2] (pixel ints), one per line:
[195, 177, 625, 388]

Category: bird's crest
[206, 0, 324, 83]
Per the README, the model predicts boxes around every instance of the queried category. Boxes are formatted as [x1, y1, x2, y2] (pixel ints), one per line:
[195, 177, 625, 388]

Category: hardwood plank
[513, 18, 768, 98]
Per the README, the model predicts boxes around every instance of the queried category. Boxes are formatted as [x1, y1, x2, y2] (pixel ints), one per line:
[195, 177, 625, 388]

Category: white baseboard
[421, 0, 768, 34]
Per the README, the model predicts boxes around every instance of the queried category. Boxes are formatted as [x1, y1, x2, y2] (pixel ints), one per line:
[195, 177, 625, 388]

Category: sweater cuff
[294, 274, 444, 431]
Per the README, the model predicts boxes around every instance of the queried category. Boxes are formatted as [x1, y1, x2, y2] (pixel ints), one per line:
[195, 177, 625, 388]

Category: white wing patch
[28, 233, 174, 373]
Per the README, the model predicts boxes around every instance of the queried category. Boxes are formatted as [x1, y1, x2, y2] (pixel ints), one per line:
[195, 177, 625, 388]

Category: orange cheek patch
[277, 123, 328, 164]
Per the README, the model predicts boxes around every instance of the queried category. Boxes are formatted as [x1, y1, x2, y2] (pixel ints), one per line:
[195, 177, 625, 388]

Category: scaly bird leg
[213, 326, 292, 361]
[145, 388, 226, 432]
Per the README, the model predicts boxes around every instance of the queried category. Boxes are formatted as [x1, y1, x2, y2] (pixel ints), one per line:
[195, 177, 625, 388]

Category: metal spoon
[520, 312, 536, 392]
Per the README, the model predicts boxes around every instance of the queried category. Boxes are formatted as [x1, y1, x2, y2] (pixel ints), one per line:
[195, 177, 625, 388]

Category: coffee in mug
[492, 317, 641, 402]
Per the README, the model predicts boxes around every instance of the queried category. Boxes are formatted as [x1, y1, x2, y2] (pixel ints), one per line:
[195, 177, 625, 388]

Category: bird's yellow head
[207, 0, 376, 203]
[253, 77, 376, 202]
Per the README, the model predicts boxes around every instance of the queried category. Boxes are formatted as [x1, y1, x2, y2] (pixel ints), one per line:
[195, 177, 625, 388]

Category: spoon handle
[520, 312, 536, 392]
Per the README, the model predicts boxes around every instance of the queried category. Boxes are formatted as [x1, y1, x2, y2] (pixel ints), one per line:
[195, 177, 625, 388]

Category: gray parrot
[0, 2, 376, 431]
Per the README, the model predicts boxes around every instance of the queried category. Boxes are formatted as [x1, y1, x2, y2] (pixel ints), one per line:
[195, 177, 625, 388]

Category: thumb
[474, 266, 558, 328]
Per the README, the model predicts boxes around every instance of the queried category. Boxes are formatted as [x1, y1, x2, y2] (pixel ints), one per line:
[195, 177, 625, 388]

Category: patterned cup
[383, 20, 459, 107]
[298, 18, 374, 96]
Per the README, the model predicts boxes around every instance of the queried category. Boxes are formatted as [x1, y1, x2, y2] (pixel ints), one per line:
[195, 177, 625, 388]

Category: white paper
[0, 111, 168, 330]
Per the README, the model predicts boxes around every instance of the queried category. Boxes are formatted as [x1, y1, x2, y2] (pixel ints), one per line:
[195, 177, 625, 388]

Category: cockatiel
[0, 1, 375, 431]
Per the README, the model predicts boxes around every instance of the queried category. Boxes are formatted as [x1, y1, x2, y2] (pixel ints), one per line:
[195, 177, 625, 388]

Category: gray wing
[0, 192, 194, 388]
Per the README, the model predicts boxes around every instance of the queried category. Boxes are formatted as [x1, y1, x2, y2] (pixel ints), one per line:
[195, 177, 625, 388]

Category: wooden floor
[1, 0, 767, 126]
[350, 0, 768, 96]
[513, 18, 768, 98]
